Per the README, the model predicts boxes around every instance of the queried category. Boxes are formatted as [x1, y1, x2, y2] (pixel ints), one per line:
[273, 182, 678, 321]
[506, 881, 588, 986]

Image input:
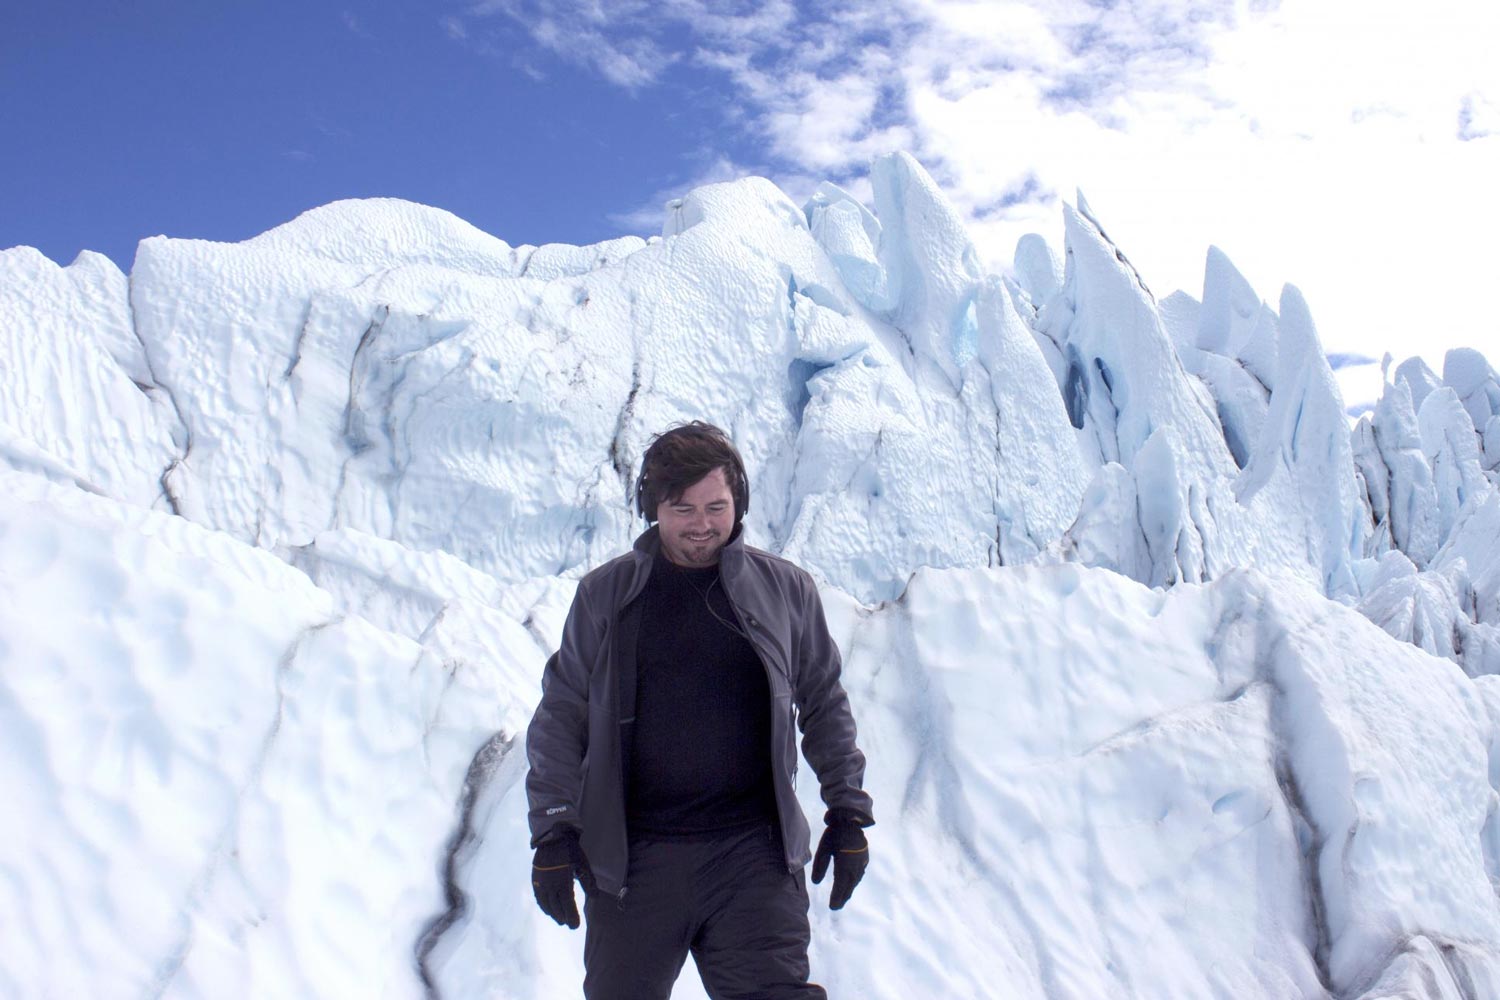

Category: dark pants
[582, 824, 826, 1000]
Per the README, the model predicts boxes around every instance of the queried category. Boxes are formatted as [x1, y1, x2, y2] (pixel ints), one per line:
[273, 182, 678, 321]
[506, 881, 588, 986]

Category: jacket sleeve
[524, 580, 602, 847]
[793, 572, 875, 825]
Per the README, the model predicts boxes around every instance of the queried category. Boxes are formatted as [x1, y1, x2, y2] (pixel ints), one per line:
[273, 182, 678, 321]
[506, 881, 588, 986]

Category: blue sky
[2, 0, 746, 268]
[5, 0, 1498, 403]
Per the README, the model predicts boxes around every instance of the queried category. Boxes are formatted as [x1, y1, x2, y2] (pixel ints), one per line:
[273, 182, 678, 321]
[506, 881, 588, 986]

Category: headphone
[634, 422, 750, 526]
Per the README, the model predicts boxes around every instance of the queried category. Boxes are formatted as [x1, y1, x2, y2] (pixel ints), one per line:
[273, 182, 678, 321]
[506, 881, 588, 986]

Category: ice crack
[127, 270, 193, 515]
[143, 616, 342, 998]
[1271, 750, 1335, 993]
[414, 730, 517, 1000]
[280, 299, 315, 382]
[609, 360, 642, 491]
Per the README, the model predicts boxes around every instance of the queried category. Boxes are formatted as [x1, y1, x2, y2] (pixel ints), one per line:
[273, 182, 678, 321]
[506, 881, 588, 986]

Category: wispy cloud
[341, 10, 372, 39]
[448, 0, 1500, 376]
[460, 0, 681, 89]
[308, 113, 353, 142]
[1459, 91, 1499, 140]
[442, 1, 1250, 193]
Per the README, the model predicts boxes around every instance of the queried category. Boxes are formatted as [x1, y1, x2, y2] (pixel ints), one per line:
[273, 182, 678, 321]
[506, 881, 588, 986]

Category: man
[526, 421, 875, 1000]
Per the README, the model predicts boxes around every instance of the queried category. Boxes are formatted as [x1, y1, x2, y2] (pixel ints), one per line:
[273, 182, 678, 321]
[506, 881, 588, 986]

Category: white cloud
[454, 0, 1500, 381]
[751, 61, 915, 171]
[461, 0, 677, 89]
[664, 0, 799, 45]
[341, 10, 372, 39]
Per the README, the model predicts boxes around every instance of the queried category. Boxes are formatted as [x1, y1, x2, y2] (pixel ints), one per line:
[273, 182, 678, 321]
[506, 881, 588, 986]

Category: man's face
[656, 466, 736, 567]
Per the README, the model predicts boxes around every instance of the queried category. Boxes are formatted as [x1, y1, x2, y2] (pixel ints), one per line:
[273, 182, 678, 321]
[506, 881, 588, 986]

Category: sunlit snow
[3, 151, 1499, 998]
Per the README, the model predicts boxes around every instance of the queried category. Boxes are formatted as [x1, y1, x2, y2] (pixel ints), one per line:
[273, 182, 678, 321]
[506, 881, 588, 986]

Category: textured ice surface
[1234, 286, 1365, 596]
[22, 157, 1111, 604]
[1395, 356, 1443, 412]
[805, 182, 891, 314]
[1373, 378, 1443, 567]
[1443, 348, 1500, 437]
[1264, 572, 1500, 997]
[1013, 232, 1062, 308]
[1044, 205, 1367, 594]
[5, 152, 1500, 997]
[0, 471, 538, 998]
[0, 246, 181, 504]
[1358, 551, 1474, 665]
[7, 477, 1500, 998]
[3, 152, 1451, 611]
[1197, 246, 1262, 360]
[1437, 489, 1500, 627]
[1355, 341, 1500, 671]
[864, 151, 983, 381]
[1418, 387, 1488, 545]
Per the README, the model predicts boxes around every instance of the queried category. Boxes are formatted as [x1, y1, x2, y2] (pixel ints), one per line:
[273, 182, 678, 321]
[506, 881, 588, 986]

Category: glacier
[3, 150, 1500, 999]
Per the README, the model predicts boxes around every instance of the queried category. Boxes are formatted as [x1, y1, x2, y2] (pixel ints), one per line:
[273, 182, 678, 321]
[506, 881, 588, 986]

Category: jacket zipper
[728, 596, 801, 874]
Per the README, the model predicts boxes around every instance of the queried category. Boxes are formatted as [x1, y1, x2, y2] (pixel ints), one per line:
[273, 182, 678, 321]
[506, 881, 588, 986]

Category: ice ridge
[4, 151, 1500, 997]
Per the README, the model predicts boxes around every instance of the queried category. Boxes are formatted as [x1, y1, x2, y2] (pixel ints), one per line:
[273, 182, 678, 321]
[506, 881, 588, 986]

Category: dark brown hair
[635, 421, 749, 524]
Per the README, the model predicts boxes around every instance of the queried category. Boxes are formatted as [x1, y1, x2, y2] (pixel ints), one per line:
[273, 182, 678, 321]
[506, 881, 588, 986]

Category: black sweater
[626, 553, 778, 837]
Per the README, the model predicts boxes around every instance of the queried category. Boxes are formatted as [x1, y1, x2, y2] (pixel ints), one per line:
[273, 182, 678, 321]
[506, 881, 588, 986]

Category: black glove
[810, 809, 870, 910]
[531, 827, 595, 929]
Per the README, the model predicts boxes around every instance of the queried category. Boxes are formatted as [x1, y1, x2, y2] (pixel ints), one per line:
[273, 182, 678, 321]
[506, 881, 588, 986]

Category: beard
[666, 529, 724, 566]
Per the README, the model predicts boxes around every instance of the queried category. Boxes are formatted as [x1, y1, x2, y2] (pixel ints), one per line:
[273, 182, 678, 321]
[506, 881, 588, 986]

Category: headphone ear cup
[734, 458, 749, 523]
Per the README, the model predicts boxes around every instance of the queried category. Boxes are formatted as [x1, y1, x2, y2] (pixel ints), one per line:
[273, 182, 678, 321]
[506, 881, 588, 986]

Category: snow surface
[6, 470, 1500, 998]
[4, 151, 1500, 997]
[0, 247, 180, 504]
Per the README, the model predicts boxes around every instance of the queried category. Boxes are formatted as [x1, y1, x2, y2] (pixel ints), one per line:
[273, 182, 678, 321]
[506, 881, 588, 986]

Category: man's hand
[810, 810, 869, 910]
[532, 827, 596, 929]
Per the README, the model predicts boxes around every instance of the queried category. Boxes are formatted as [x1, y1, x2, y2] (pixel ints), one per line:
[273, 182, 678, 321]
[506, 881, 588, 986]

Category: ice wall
[6, 152, 1500, 999]
[4, 156, 1097, 603]
[0, 247, 180, 504]
[7, 470, 1500, 998]
[1, 155, 1496, 645]
[1349, 344, 1500, 673]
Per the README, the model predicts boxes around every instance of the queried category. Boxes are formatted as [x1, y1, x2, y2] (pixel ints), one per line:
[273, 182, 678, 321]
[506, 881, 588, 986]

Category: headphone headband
[634, 422, 749, 525]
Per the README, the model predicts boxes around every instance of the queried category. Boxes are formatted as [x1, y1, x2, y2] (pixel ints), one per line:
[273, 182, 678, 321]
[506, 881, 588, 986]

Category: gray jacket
[525, 524, 874, 898]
